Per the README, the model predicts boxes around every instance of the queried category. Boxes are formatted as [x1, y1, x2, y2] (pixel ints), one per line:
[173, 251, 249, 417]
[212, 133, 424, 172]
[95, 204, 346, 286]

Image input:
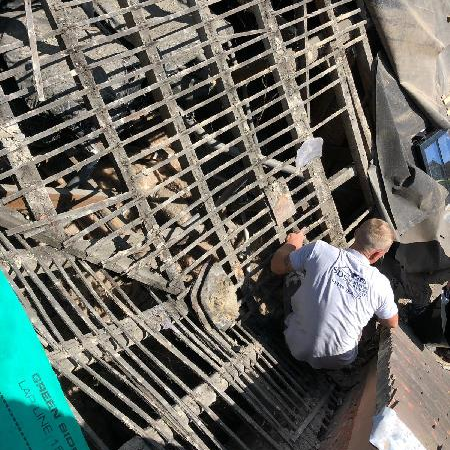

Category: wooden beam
[1, 184, 108, 212]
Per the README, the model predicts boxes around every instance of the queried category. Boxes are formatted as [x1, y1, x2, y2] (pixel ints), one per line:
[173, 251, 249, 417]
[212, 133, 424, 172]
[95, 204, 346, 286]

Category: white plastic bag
[370, 407, 426, 450]
[295, 137, 323, 170]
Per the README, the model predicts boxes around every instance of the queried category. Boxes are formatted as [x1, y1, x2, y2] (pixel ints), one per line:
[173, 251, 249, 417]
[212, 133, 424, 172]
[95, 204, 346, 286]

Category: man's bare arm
[271, 231, 305, 275]
[378, 314, 399, 328]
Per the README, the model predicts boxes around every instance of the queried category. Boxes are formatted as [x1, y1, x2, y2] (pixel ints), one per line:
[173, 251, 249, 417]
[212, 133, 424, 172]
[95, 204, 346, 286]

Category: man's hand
[286, 230, 306, 250]
[271, 230, 306, 275]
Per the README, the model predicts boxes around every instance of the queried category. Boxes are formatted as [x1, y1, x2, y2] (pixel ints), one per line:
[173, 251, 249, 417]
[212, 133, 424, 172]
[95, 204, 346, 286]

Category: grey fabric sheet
[365, 0, 450, 130]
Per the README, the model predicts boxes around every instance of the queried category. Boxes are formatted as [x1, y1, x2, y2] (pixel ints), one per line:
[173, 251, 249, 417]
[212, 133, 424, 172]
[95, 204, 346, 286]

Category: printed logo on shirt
[331, 266, 368, 300]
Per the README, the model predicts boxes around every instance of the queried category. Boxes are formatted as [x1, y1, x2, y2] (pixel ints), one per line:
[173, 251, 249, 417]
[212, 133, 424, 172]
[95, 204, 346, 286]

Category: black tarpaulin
[373, 56, 450, 273]
[366, 0, 450, 274]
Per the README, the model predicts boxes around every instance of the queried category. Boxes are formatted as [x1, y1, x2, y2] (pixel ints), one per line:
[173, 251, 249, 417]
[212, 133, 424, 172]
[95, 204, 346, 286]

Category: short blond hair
[354, 218, 395, 252]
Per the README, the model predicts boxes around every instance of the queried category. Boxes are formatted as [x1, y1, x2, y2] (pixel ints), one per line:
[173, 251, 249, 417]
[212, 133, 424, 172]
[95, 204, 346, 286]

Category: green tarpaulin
[0, 270, 90, 450]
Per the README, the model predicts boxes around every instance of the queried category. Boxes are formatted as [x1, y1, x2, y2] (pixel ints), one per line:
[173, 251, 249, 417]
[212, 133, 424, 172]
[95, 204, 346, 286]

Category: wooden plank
[1, 184, 108, 211]
[24, 0, 45, 102]
[329, 166, 356, 191]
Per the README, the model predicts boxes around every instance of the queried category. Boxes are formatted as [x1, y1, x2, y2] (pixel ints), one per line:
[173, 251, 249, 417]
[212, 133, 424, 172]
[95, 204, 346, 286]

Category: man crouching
[271, 218, 398, 370]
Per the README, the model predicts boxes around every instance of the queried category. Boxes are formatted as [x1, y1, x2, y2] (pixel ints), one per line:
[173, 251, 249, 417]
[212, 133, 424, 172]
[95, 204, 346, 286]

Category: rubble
[193, 262, 240, 331]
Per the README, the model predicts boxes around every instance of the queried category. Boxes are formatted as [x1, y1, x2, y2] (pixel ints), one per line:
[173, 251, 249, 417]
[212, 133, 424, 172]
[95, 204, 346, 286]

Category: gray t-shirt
[284, 241, 398, 364]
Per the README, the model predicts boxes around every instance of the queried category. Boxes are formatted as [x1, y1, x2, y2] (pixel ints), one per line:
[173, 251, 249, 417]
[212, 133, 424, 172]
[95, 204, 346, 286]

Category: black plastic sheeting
[373, 56, 450, 274]
[365, 0, 450, 275]
[374, 58, 442, 233]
